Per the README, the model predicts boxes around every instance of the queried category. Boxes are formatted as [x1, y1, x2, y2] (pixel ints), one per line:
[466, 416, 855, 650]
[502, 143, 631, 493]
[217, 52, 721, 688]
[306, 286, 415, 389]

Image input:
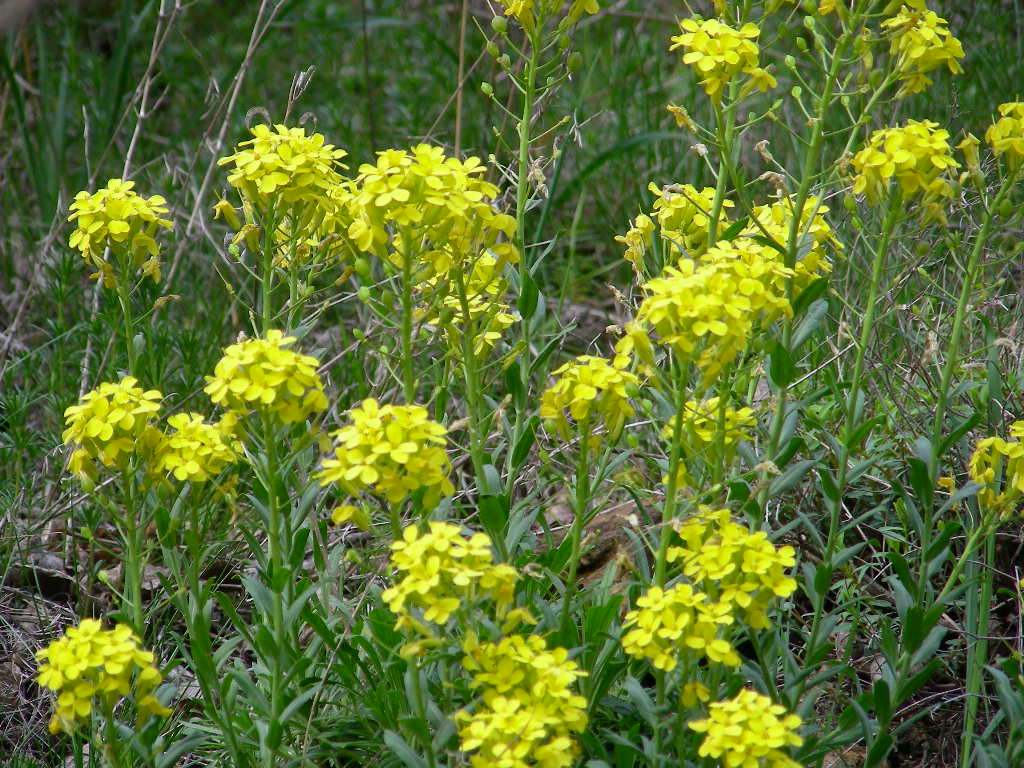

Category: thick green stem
[827, 192, 901, 557]
[764, 30, 854, 468]
[560, 415, 591, 633]
[409, 659, 438, 768]
[260, 411, 287, 768]
[121, 467, 144, 635]
[401, 245, 416, 403]
[928, 169, 1019, 478]
[654, 358, 690, 586]
[506, 34, 541, 498]
[115, 275, 138, 377]
[260, 208, 278, 335]
[455, 272, 489, 491]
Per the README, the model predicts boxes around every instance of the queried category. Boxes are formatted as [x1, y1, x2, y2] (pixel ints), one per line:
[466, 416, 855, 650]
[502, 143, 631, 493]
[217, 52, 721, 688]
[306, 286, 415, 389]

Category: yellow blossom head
[689, 689, 803, 768]
[882, 3, 965, 98]
[316, 399, 453, 505]
[218, 123, 348, 210]
[985, 102, 1024, 172]
[62, 377, 163, 482]
[851, 119, 959, 218]
[670, 18, 776, 103]
[68, 178, 173, 287]
[968, 423, 1024, 513]
[36, 619, 171, 734]
[203, 330, 328, 423]
[621, 582, 740, 671]
[153, 412, 240, 483]
[540, 354, 639, 441]
[380, 522, 518, 627]
[457, 633, 588, 768]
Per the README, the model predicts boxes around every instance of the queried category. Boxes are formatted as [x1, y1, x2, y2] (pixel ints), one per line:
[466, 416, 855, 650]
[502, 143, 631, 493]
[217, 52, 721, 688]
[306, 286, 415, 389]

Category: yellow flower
[68, 178, 173, 287]
[744, 194, 840, 295]
[621, 582, 740, 671]
[381, 522, 518, 627]
[316, 399, 453, 505]
[668, 507, 797, 630]
[882, 3, 965, 98]
[425, 293, 519, 360]
[36, 619, 171, 734]
[63, 377, 163, 482]
[670, 18, 776, 103]
[204, 330, 328, 423]
[153, 413, 239, 483]
[540, 354, 639, 441]
[498, 0, 599, 34]
[634, 245, 792, 385]
[969, 423, 1024, 513]
[689, 689, 803, 768]
[348, 145, 516, 281]
[218, 123, 347, 209]
[663, 397, 755, 467]
[852, 119, 959, 219]
[457, 634, 588, 768]
[985, 102, 1024, 172]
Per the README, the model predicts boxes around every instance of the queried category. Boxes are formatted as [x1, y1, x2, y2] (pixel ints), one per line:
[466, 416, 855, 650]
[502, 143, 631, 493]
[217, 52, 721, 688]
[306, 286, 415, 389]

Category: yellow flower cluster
[746, 195, 839, 295]
[457, 634, 588, 768]
[36, 619, 170, 735]
[347, 145, 516, 277]
[851, 119, 959, 213]
[689, 689, 803, 768]
[968, 421, 1024, 512]
[218, 123, 348, 210]
[634, 246, 792, 385]
[68, 178, 173, 287]
[317, 399, 454, 505]
[985, 102, 1024, 171]
[381, 522, 518, 628]
[153, 413, 239, 483]
[426, 293, 519, 360]
[670, 19, 776, 103]
[63, 377, 163, 482]
[668, 507, 797, 630]
[204, 330, 327, 423]
[498, 0, 599, 34]
[664, 397, 755, 466]
[540, 354, 639, 440]
[882, 2, 964, 98]
[621, 583, 739, 671]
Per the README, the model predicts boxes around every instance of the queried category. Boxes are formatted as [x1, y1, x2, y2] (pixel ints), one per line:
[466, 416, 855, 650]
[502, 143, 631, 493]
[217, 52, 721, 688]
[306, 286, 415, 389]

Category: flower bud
[357, 286, 371, 303]
[491, 15, 507, 34]
[568, 51, 582, 72]
[784, 54, 796, 70]
[481, 82, 494, 97]
[497, 54, 511, 70]
[486, 41, 499, 58]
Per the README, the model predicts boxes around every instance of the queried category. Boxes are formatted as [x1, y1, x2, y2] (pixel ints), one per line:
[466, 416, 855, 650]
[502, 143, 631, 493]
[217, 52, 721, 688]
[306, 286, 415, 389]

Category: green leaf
[865, 732, 894, 768]
[768, 341, 795, 389]
[791, 299, 828, 350]
[384, 731, 428, 768]
[511, 415, 539, 468]
[768, 459, 817, 497]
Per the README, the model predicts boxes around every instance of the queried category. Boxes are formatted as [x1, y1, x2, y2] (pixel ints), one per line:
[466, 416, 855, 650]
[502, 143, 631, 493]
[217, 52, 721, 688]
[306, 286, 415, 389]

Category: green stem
[115, 275, 138, 377]
[706, 102, 736, 251]
[507, 33, 540, 497]
[410, 659, 438, 768]
[928, 169, 1019, 480]
[260, 410, 287, 768]
[261, 208, 278, 335]
[655, 357, 690, 586]
[401, 243, 416, 403]
[802, 192, 900, 668]
[764, 29, 854, 470]
[827, 191, 901, 558]
[960, 529, 995, 767]
[121, 466, 144, 634]
[455, 272, 489, 492]
[560, 415, 591, 634]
